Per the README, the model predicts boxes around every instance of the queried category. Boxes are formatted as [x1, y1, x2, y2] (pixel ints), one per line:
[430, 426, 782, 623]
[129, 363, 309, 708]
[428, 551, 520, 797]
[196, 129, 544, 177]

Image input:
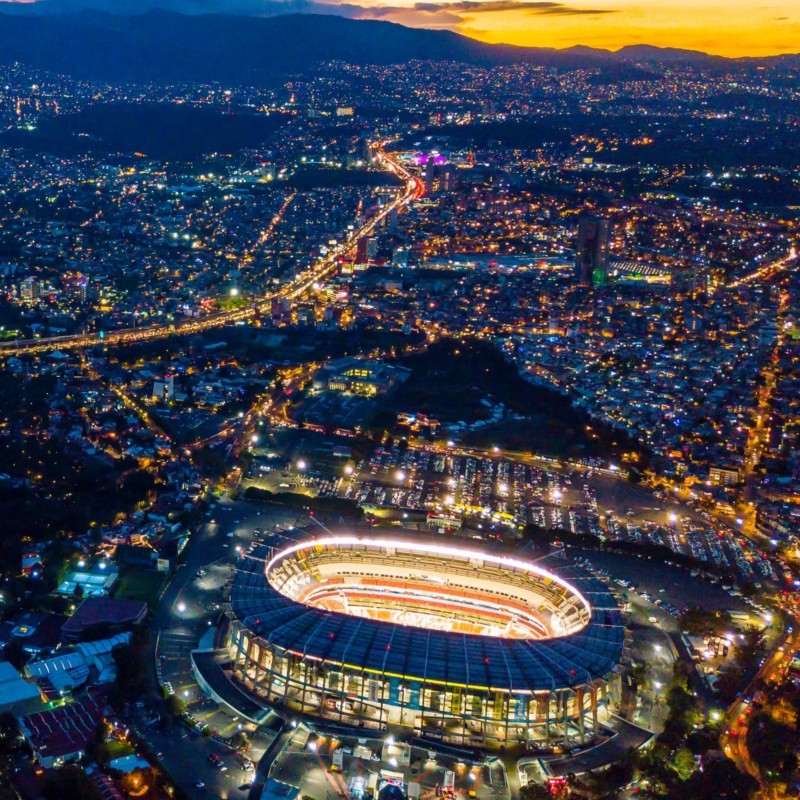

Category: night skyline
[0, 5, 798, 800]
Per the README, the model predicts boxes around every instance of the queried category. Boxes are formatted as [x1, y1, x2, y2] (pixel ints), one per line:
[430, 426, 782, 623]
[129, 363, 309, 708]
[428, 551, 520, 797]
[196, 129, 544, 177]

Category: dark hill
[0, 11, 598, 84]
[0, 11, 797, 85]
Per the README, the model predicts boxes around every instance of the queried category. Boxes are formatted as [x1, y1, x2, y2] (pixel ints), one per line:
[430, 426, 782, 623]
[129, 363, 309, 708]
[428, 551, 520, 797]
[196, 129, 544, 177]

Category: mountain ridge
[0, 10, 797, 85]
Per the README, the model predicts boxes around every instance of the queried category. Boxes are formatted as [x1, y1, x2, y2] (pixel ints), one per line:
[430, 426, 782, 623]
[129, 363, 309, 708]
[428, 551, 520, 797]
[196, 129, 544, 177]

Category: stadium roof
[229, 532, 624, 693]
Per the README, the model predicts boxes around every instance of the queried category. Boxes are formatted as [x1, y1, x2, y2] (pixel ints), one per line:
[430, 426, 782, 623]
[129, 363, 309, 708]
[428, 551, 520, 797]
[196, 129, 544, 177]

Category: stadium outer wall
[222, 530, 623, 750]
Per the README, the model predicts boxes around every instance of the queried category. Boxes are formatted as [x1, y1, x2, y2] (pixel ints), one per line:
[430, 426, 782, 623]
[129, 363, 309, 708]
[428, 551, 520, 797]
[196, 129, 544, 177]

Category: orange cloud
[325, 0, 800, 56]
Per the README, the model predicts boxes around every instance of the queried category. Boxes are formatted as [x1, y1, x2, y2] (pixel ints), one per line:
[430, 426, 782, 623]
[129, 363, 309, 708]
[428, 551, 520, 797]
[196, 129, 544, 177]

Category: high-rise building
[20, 276, 39, 304]
[355, 236, 373, 266]
[366, 237, 379, 261]
[575, 214, 610, 287]
[152, 376, 174, 402]
[422, 157, 457, 195]
[61, 272, 89, 303]
[423, 156, 436, 196]
[392, 246, 410, 268]
[439, 164, 457, 193]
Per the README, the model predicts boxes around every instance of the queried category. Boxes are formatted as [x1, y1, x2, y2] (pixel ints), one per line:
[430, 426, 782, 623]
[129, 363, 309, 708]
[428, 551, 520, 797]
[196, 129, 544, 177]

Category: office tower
[423, 156, 436, 196]
[575, 214, 610, 287]
[20, 276, 39, 304]
[355, 236, 371, 266]
[392, 247, 410, 268]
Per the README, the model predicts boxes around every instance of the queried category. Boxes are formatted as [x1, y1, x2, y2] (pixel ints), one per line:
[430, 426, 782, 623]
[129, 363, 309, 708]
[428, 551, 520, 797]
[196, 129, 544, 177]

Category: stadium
[223, 530, 624, 749]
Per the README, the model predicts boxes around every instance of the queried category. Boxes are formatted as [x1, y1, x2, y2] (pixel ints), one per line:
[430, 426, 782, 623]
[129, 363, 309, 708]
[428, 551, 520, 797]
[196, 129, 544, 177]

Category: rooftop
[19, 688, 107, 760]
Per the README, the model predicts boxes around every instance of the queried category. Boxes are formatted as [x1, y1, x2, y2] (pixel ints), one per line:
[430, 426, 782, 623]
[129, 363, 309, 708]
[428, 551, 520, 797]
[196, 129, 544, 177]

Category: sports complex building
[223, 530, 625, 749]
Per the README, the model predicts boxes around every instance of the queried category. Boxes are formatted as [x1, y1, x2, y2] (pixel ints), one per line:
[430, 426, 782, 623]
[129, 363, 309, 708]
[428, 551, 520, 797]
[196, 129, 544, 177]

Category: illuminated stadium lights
[264, 535, 593, 620]
[224, 531, 624, 749]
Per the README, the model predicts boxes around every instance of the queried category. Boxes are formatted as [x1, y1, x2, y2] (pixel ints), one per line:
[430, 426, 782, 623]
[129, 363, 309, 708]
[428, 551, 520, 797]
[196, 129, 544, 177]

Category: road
[728, 248, 797, 289]
[0, 145, 422, 356]
[720, 622, 799, 800]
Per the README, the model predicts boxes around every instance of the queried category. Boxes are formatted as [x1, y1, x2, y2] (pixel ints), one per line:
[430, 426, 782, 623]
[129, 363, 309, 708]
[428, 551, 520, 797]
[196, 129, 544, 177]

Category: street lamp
[297, 459, 307, 472]
[395, 469, 406, 482]
[177, 601, 186, 614]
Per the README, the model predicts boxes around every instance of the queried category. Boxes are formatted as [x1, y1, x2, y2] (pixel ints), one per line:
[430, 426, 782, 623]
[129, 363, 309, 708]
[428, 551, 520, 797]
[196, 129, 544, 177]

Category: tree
[39, 766, 102, 800]
[2, 638, 26, 670]
[85, 721, 110, 765]
[231, 731, 249, 751]
[108, 626, 150, 710]
[0, 712, 20, 756]
[631, 662, 648, 686]
[746, 711, 795, 780]
[519, 783, 556, 800]
[678, 605, 732, 637]
[166, 694, 186, 718]
[658, 672, 703, 747]
[587, 751, 634, 794]
[671, 746, 697, 781]
[121, 768, 154, 796]
[679, 757, 756, 800]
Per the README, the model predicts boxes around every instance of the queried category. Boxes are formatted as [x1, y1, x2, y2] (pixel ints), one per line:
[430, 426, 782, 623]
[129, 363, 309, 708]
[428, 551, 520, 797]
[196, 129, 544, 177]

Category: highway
[728, 248, 797, 289]
[0, 145, 422, 357]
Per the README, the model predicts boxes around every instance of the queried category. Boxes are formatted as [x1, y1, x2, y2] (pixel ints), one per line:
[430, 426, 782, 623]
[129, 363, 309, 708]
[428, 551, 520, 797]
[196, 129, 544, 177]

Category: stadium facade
[223, 530, 624, 748]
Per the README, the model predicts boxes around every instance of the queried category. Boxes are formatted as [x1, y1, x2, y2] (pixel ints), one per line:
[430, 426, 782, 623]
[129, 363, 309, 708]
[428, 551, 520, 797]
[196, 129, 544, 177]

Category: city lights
[1, 21, 798, 799]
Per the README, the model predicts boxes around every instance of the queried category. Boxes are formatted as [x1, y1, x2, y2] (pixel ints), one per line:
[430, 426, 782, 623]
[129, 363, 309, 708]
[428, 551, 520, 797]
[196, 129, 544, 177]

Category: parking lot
[309, 443, 780, 584]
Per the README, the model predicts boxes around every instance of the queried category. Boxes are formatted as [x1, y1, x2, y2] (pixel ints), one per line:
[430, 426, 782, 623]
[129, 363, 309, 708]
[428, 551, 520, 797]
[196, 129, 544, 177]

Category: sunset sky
[3, 0, 800, 57]
[341, 0, 800, 56]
